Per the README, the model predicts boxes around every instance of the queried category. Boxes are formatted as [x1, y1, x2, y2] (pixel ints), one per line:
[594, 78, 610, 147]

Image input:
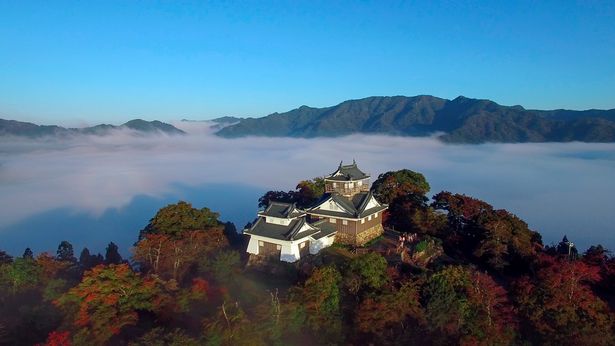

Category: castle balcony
[325, 184, 369, 196]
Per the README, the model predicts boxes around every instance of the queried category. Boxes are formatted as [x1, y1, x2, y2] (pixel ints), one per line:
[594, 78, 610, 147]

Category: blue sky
[1, 1, 614, 125]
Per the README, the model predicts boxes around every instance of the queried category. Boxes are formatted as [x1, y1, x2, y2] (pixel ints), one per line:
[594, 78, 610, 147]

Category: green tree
[203, 301, 264, 346]
[347, 252, 388, 292]
[104, 242, 123, 265]
[295, 177, 325, 208]
[56, 241, 76, 263]
[299, 266, 342, 336]
[423, 265, 472, 341]
[371, 169, 430, 205]
[23, 248, 34, 260]
[140, 201, 220, 239]
[208, 250, 241, 284]
[0, 257, 41, 293]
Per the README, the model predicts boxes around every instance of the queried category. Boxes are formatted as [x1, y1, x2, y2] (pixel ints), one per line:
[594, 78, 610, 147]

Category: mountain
[0, 119, 185, 138]
[215, 96, 615, 143]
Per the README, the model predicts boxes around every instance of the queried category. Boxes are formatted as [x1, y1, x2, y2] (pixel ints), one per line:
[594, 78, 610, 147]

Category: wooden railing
[325, 185, 369, 196]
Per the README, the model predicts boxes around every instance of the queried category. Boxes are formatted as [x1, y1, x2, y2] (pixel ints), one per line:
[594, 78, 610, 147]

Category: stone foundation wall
[334, 231, 357, 245]
[356, 224, 384, 246]
[334, 223, 383, 246]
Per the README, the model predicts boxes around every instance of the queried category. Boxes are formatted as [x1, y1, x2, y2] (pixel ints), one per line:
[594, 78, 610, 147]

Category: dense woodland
[1, 169, 614, 345]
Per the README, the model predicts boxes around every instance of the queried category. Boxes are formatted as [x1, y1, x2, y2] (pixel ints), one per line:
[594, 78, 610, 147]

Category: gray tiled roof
[308, 191, 387, 219]
[310, 220, 337, 239]
[258, 201, 305, 218]
[326, 161, 369, 181]
[246, 215, 334, 241]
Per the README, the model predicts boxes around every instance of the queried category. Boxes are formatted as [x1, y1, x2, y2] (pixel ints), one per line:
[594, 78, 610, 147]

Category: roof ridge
[287, 217, 306, 240]
[357, 191, 373, 214]
[332, 193, 358, 216]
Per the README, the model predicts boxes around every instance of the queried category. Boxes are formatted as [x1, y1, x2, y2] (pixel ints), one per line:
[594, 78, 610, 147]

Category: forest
[1, 169, 614, 346]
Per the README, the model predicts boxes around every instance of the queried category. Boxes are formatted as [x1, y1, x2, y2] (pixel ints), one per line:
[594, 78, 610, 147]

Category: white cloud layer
[1, 122, 614, 251]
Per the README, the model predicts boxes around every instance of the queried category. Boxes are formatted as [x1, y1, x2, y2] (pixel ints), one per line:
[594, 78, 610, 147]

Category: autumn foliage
[1, 172, 615, 346]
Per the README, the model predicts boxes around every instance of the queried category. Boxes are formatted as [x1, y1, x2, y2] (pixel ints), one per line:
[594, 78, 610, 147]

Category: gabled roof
[326, 160, 369, 181]
[308, 191, 387, 219]
[309, 220, 338, 240]
[258, 201, 305, 219]
[246, 216, 320, 241]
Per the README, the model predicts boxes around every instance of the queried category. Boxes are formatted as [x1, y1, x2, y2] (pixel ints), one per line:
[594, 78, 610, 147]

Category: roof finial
[339, 160, 343, 168]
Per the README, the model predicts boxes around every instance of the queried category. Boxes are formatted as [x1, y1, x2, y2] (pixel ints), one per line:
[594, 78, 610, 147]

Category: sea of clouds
[1, 121, 614, 255]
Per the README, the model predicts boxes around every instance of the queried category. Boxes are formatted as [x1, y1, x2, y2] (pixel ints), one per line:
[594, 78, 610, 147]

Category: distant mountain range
[216, 95, 615, 143]
[0, 119, 185, 138]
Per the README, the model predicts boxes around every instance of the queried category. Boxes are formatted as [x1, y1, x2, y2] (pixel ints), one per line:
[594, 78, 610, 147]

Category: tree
[23, 248, 34, 260]
[0, 250, 12, 265]
[583, 245, 610, 267]
[40, 330, 71, 346]
[423, 266, 516, 345]
[206, 250, 241, 284]
[372, 169, 430, 205]
[56, 241, 76, 263]
[257, 190, 297, 209]
[356, 281, 424, 341]
[140, 201, 220, 239]
[104, 242, 123, 265]
[133, 229, 229, 281]
[423, 266, 472, 340]
[128, 327, 199, 346]
[223, 222, 242, 248]
[298, 266, 342, 336]
[203, 301, 264, 346]
[514, 255, 614, 345]
[295, 178, 325, 208]
[0, 257, 41, 293]
[54, 264, 169, 345]
[79, 248, 103, 270]
[463, 271, 516, 345]
[347, 252, 388, 292]
[432, 192, 542, 272]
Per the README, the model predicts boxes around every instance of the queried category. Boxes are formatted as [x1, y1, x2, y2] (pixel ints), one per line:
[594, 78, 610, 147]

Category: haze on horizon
[1, 1, 614, 125]
[1, 122, 614, 256]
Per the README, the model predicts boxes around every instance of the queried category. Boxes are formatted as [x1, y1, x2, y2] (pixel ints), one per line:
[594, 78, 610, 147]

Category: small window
[342, 220, 348, 225]
[375, 212, 378, 218]
[357, 180, 362, 186]
[333, 182, 337, 188]
[329, 218, 336, 224]
[300, 242, 306, 248]
[368, 215, 372, 221]
[361, 219, 365, 224]
[259, 241, 264, 246]
[276, 244, 281, 250]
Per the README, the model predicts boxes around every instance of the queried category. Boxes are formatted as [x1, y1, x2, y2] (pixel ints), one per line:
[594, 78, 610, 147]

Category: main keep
[245, 161, 387, 262]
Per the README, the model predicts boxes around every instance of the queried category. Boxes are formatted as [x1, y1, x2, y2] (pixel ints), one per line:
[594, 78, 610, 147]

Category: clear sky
[1, 1, 614, 125]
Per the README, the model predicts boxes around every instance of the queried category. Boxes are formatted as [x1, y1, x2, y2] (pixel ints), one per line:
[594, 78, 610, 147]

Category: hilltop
[0, 118, 185, 138]
[216, 95, 615, 143]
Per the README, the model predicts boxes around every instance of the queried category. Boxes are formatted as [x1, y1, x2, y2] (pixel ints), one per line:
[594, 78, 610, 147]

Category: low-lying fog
[1, 121, 614, 257]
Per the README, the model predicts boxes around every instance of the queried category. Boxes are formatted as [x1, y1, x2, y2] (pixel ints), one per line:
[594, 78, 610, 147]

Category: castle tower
[324, 160, 370, 198]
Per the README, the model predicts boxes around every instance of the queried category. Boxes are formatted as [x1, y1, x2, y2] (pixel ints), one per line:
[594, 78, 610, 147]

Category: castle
[244, 161, 387, 262]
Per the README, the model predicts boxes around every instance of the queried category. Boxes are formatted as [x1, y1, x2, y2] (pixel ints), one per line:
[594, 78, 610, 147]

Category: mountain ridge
[216, 95, 615, 143]
[0, 118, 185, 138]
